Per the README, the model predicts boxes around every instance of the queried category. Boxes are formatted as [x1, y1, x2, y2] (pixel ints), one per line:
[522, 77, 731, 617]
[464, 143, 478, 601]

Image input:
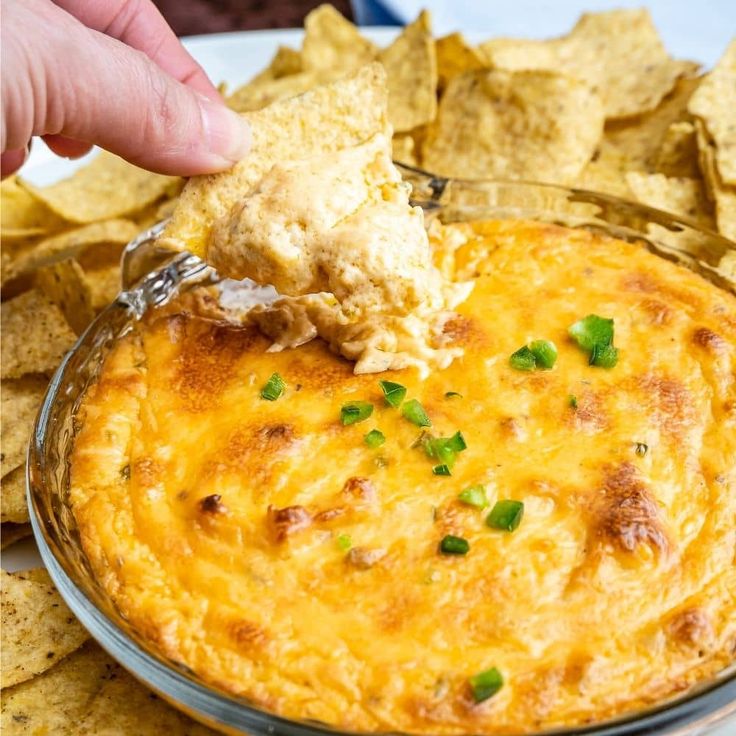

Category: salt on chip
[1, 569, 89, 688]
[0, 376, 47, 477]
[625, 172, 714, 228]
[422, 69, 604, 183]
[34, 259, 96, 335]
[379, 11, 437, 132]
[1, 290, 76, 379]
[77, 665, 219, 735]
[435, 32, 487, 92]
[162, 63, 389, 257]
[0, 522, 32, 550]
[0, 641, 113, 734]
[1, 177, 66, 240]
[688, 40, 736, 185]
[20, 151, 177, 224]
[2, 219, 138, 286]
[696, 120, 736, 241]
[481, 9, 696, 119]
[301, 4, 377, 72]
[655, 121, 700, 178]
[1, 465, 28, 524]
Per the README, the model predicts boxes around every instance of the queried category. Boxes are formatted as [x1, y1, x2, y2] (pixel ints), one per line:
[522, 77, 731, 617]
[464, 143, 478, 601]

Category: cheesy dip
[70, 219, 736, 734]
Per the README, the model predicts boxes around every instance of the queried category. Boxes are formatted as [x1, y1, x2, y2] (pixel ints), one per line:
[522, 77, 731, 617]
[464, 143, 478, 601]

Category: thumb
[3, 0, 250, 176]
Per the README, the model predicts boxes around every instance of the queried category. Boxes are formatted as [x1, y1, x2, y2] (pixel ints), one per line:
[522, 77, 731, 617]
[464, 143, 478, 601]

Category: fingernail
[199, 97, 251, 165]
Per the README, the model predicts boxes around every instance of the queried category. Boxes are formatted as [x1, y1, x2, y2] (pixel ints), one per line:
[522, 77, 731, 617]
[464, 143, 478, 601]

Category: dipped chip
[1, 177, 67, 240]
[0, 376, 48, 477]
[0, 522, 32, 550]
[2, 219, 138, 287]
[302, 4, 377, 72]
[422, 69, 604, 183]
[34, 259, 96, 336]
[625, 172, 714, 228]
[1, 569, 89, 688]
[162, 63, 389, 257]
[435, 32, 487, 92]
[1, 465, 28, 524]
[379, 11, 437, 132]
[0, 641, 113, 733]
[1, 290, 76, 379]
[76, 664, 219, 735]
[20, 151, 177, 224]
[481, 9, 696, 119]
[688, 40, 736, 185]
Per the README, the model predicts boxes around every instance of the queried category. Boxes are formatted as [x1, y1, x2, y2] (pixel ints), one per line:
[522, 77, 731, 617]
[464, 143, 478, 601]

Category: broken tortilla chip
[687, 40, 736, 185]
[301, 4, 377, 72]
[379, 11, 437, 132]
[20, 152, 177, 224]
[2, 219, 138, 287]
[625, 172, 714, 228]
[1, 177, 67, 240]
[1, 569, 89, 688]
[34, 259, 96, 336]
[435, 32, 487, 92]
[422, 69, 604, 183]
[1, 290, 76, 379]
[1, 376, 47, 477]
[0, 641, 114, 734]
[1, 465, 28, 524]
[76, 664, 219, 735]
[481, 9, 696, 119]
[655, 121, 700, 178]
[696, 120, 736, 241]
[162, 63, 389, 257]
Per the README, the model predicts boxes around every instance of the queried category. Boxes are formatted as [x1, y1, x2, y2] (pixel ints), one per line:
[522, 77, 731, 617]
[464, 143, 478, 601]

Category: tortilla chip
[655, 121, 700, 178]
[379, 11, 437, 132]
[435, 32, 487, 92]
[20, 152, 177, 224]
[1, 569, 89, 688]
[162, 64, 389, 257]
[85, 264, 122, 312]
[76, 664, 219, 735]
[226, 70, 336, 113]
[0, 642, 113, 734]
[301, 4, 377, 72]
[392, 133, 418, 166]
[2, 219, 137, 287]
[481, 9, 696, 119]
[34, 259, 96, 336]
[1, 465, 28, 524]
[251, 45, 303, 84]
[1, 290, 76, 379]
[697, 121, 736, 241]
[625, 172, 714, 227]
[0, 376, 47, 477]
[422, 69, 604, 183]
[1, 522, 32, 550]
[687, 40, 736, 185]
[1, 177, 67, 240]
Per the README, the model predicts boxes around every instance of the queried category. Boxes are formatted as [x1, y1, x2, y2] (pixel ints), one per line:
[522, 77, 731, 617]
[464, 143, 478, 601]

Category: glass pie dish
[27, 169, 736, 736]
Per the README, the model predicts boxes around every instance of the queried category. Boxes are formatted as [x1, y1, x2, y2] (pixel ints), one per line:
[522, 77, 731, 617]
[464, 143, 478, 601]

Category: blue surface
[350, 0, 735, 67]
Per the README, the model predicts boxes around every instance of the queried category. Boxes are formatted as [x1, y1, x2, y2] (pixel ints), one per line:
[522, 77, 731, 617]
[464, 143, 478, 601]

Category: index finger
[52, 0, 220, 99]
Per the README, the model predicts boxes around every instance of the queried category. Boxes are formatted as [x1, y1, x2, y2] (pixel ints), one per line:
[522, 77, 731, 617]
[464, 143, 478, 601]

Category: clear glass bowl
[27, 172, 736, 736]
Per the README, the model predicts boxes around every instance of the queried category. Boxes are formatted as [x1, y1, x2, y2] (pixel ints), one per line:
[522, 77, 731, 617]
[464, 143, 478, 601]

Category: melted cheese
[70, 220, 736, 734]
[209, 133, 470, 375]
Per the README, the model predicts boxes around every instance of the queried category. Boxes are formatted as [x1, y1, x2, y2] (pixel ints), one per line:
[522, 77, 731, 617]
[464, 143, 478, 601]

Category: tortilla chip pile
[224, 4, 734, 240]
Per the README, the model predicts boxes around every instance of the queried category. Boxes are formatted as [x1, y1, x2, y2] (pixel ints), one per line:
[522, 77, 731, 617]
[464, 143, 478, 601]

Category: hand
[1, 0, 251, 177]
